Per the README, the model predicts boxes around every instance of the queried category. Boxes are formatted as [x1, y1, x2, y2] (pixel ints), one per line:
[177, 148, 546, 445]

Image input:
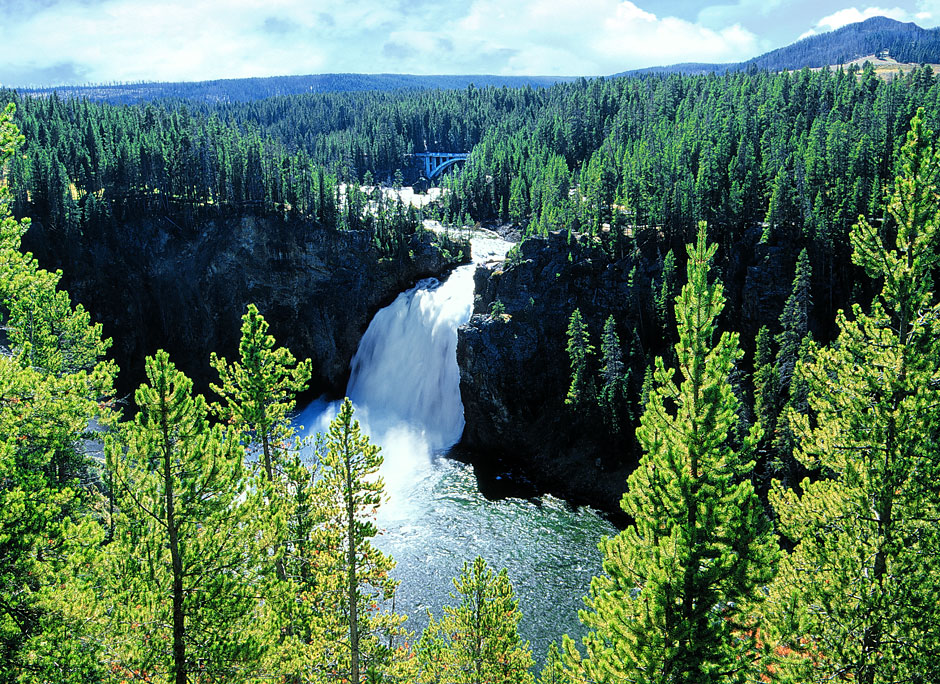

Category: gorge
[297, 230, 615, 659]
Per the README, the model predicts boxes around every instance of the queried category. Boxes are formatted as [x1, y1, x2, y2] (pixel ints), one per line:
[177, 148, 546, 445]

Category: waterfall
[298, 230, 510, 511]
[294, 229, 614, 660]
[347, 267, 474, 454]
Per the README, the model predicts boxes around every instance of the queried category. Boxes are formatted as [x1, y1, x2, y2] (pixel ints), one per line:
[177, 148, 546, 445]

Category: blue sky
[1, 0, 938, 86]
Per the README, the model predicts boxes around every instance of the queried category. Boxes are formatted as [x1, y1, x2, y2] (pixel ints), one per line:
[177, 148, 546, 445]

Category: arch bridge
[413, 152, 469, 179]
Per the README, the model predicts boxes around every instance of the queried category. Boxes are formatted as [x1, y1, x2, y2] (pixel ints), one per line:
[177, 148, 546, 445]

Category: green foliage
[0, 102, 117, 683]
[104, 351, 265, 684]
[597, 315, 629, 433]
[414, 557, 534, 684]
[565, 308, 595, 410]
[654, 249, 677, 332]
[752, 325, 779, 432]
[775, 248, 812, 389]
[210, 304, 329, 679]
[768, 109, 940, 684]
[211, 303, 312, 480]
[317, 398, 404, 683]
[576, 224, 777, 683]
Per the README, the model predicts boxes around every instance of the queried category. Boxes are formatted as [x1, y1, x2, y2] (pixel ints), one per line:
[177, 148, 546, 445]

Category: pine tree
[415, 557, 534, 684]
[565, 308, 595, 409]
[768, 110, 940, 684]
[654, 248, 677, 334]
[752, 325, 779, 433]
[104, 351, 265, 684]
[597, 315, 629, 433]
[211, 303, 312, 482]
[769, 335, 813, 487]
[577, 224, 777, 683]
[210, 304, 314, 678]
[539, 641, 589, 684]
[0, 102, 116, 683]
[775, 248, 812, 389]
[317, 398, 402, 683]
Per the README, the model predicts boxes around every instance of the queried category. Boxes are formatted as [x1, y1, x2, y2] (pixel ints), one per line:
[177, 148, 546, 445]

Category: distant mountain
[16, 73, 576, 105]
[617, 16, 940, 77]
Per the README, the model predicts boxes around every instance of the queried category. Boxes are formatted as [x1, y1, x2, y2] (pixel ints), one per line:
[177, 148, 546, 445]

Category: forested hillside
[749, 16, 940, 69]
[17, 72, 574, 105]
[3, 53, 940, 683]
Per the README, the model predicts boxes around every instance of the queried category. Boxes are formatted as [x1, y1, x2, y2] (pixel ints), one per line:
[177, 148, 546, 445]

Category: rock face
[457, 232, 649, 517]
[24, 215, 464, 399]
[457, 227, 818, 519]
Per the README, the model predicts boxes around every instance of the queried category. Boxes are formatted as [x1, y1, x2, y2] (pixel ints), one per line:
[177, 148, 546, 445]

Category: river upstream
[297, 230, 615, 661]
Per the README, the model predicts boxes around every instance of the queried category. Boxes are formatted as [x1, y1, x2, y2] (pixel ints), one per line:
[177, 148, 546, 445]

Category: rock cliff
[457, 227, 826, 519]
[24, 215, 465, 400]
[457, 232, 645, 517]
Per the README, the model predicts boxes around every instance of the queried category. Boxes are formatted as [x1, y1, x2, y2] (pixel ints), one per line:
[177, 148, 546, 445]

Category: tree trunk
[162, 408, 187, 684]
[345, 434, 359, 684]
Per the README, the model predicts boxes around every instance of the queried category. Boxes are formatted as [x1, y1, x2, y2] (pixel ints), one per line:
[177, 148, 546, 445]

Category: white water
[297, 230, 511, 511]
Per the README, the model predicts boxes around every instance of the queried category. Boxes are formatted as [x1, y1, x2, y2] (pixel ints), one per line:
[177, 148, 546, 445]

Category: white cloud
[0, 0, 765, 85]
[914, 0, 940, 25]
[813, 5, 911, 32]
[455, 0, 761, 74]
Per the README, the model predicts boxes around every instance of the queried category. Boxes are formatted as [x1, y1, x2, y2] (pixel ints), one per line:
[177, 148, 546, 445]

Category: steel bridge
[413, 152, 469, 179]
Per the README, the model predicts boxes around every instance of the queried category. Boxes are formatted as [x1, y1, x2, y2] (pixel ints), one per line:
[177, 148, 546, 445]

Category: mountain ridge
[15, 73, 578, 105]
[617, 16, 940, 77]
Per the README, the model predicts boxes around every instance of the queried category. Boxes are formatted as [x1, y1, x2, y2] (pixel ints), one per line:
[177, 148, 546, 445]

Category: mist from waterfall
[297, 231, 509, 510]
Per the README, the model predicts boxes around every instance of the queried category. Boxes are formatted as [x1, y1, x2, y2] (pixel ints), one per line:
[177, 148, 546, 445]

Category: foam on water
[298, 231, 510, 512]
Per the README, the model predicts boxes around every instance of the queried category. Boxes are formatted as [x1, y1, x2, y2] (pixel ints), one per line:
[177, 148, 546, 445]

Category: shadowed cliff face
[23, 215, 465, 401]
[456, 228, 836, 519]
[457, 232, 643, 517]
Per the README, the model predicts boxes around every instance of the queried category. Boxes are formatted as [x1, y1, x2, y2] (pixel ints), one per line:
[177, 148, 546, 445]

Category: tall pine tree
[768, 109, 940, 684]
[317, 398, 403, 683]
[577, 224, 777, 683]
[565, 308, 595, 410]
[414, 556, 534, 684]
[104, 351, 266, 684]
[210, 304, 316, 679]
[0, 102, 116, 683]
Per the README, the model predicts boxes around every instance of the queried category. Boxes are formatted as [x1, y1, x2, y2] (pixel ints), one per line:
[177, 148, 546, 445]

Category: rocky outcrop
[457, 231, 652, 517]
[456, 227, 820, 519]
[24, 216, 465, 400]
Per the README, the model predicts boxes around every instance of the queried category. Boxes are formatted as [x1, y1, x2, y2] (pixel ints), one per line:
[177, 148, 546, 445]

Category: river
[296, 229, 616, 663]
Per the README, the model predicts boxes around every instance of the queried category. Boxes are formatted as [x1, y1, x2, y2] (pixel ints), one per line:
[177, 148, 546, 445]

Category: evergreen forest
[3, 56, 940, 683]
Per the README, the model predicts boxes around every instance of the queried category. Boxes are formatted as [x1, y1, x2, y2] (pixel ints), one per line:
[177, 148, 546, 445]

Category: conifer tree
[565, 308, 595, 409]
[539, 641, 589, 684]
[211, 303, 312, 483]
[775, 248, 812, 389]
[768, 110, 940, 684]
[317, 398, 402, 683]
[210, 304, 315, 678]
[597, 315, 629, 433]
[752, 325, 779, 433]
[769, 335, 813, 486]
[104, 351, 265, 684]
[577, 224, 777, 683]
[0, 102, 116, 683]
[415, 557, 534, 684]
[654, 248, 677, 334]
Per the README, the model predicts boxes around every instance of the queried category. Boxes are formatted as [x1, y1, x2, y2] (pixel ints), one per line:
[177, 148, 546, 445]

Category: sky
[1, 0, 939, 86]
